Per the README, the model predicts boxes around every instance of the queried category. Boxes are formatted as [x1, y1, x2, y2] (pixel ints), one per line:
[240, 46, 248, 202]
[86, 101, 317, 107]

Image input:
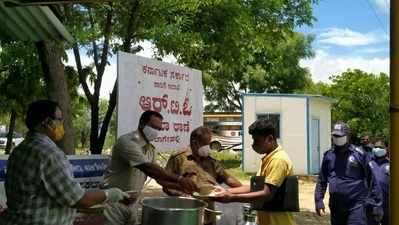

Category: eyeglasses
[50, 116, 64, 123]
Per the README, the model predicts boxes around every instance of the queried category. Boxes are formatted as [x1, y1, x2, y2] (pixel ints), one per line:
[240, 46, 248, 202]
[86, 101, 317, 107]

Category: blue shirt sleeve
[315, 152, 329, 209]
[364, 155, 383, 214]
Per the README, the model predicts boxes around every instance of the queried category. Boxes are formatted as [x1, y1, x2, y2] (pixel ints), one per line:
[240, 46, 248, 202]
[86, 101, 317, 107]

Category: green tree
[151, 1, 317, 111]
[304, 69, 389, 140]
[0, 42, 45, 153]
[63, 0, 317, 153]
[328, 69, 389, 139]
[63, 1, 210, 153]
[301, 80, 331, 96]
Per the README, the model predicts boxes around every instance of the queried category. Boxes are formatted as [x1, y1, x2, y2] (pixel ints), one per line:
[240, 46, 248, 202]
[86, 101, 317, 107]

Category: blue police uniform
[368, 158, 389, 225]
[315, 144, 383, 225]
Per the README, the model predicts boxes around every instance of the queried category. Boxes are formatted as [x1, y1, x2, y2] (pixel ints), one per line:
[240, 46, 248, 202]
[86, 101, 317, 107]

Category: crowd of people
[0, 99, 390, 225]
[315, 122, 390, 225]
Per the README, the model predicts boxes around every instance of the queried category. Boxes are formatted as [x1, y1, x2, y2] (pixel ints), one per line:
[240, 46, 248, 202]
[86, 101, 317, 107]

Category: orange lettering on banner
[161, 122, 170, 131]
[161, 94, 168, 109]
[139, 96, 151, 111]
[182, 97, 192, 116]
[152, 96, 163, 112]
[138, 95, 192, 117]
[170, 100, 180, 114]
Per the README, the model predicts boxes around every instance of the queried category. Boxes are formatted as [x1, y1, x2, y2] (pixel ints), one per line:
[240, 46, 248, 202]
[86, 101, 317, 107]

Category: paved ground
[141, 176, 331, 225]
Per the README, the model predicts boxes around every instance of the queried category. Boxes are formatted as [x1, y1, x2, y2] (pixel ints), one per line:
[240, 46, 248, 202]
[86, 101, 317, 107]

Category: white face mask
[333, 136, 347, 147]
[198, 145, 211, 157]
[142, 125, 159, 141]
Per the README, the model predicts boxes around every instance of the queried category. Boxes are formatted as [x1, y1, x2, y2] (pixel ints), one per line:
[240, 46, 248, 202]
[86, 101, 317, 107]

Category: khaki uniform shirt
[164, 147, 227, 225]
[103, 130, 155, 192]
[165, 147, 227, 192]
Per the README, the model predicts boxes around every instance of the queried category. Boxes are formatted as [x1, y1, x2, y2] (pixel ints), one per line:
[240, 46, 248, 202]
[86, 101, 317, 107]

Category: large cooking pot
[141, 197, 207, 225]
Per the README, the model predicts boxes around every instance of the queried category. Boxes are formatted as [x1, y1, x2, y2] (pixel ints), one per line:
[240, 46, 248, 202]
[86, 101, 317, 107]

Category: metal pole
[390, 1, 399, 224]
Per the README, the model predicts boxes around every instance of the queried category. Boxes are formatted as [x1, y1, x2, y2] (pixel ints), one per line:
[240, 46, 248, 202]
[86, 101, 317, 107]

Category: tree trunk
[36, 41, 75, 155]
[5, 110, 16, 154]
[95, 2, 141, 153]
[97, 81, 117, 153]
[90, 101, 100, 154]
[71, 4, 137, 154]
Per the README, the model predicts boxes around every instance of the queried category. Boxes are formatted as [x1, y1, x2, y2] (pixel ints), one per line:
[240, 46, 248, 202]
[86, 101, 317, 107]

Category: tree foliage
[0, 42, 45, 112]
[305, 69, 389, 140]
[0, 42, 46, 153]
[329, 70, 389, 139]
[151, 0, 317, 111]
[60, 0, 318, 153]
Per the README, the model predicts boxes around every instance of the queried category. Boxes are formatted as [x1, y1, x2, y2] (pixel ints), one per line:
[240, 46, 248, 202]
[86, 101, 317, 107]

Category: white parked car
[0, 132, 24, 149]
[207, 121, 243, 151]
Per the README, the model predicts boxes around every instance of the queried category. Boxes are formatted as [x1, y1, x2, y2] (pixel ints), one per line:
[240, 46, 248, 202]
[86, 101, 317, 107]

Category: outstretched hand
[214, 190, 233, 203]
[212, 185, 226, 194]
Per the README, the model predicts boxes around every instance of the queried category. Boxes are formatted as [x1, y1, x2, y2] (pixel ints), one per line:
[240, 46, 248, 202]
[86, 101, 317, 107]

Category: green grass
[227, 167, 251, 181]
[210, 151, 250, 181]
[210, 151, 241, 168]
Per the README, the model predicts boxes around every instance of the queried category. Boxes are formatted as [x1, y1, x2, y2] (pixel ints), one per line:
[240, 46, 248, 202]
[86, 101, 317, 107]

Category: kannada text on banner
[117, 52, 203, 151]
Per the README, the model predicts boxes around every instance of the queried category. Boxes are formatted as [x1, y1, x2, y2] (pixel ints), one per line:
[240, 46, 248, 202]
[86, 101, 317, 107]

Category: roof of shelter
[0, 2, 73, 42]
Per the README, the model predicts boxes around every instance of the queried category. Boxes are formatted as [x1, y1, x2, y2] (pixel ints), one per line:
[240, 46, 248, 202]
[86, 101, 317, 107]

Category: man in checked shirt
[0, 100, 128, 225]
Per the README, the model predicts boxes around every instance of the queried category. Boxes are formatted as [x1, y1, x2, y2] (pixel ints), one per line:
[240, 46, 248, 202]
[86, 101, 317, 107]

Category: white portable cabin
[241, 93, 335, 175]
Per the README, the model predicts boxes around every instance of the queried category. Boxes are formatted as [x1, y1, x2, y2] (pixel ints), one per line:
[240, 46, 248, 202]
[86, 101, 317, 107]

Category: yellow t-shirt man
[257, 145, 296, 225]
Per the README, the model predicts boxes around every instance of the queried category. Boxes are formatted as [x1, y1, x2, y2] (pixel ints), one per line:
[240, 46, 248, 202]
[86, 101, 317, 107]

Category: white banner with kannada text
[117, 52, 203, 152]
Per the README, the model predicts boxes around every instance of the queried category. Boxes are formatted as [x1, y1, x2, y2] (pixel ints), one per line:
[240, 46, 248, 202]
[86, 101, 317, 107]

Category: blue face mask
[372, 148, 387, 158]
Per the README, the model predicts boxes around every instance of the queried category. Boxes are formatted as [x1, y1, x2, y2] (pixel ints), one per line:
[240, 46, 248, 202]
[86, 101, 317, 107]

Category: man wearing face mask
[360, 134, 374, 157]
[314, 122, 383, 225]
[368, 142, 389, 225]
[163, 126, 242, 225]
[0, 100, 128, 225]
[103, 110, 198, 225]
[214, 119, 296, 225]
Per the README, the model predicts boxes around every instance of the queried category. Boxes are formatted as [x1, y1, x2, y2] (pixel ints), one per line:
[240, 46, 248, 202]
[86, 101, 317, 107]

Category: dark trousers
[330, 206, 367, 225]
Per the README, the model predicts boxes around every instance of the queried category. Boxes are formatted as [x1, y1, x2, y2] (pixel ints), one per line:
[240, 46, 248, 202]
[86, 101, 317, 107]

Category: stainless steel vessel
[141, 197, 207, 225]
